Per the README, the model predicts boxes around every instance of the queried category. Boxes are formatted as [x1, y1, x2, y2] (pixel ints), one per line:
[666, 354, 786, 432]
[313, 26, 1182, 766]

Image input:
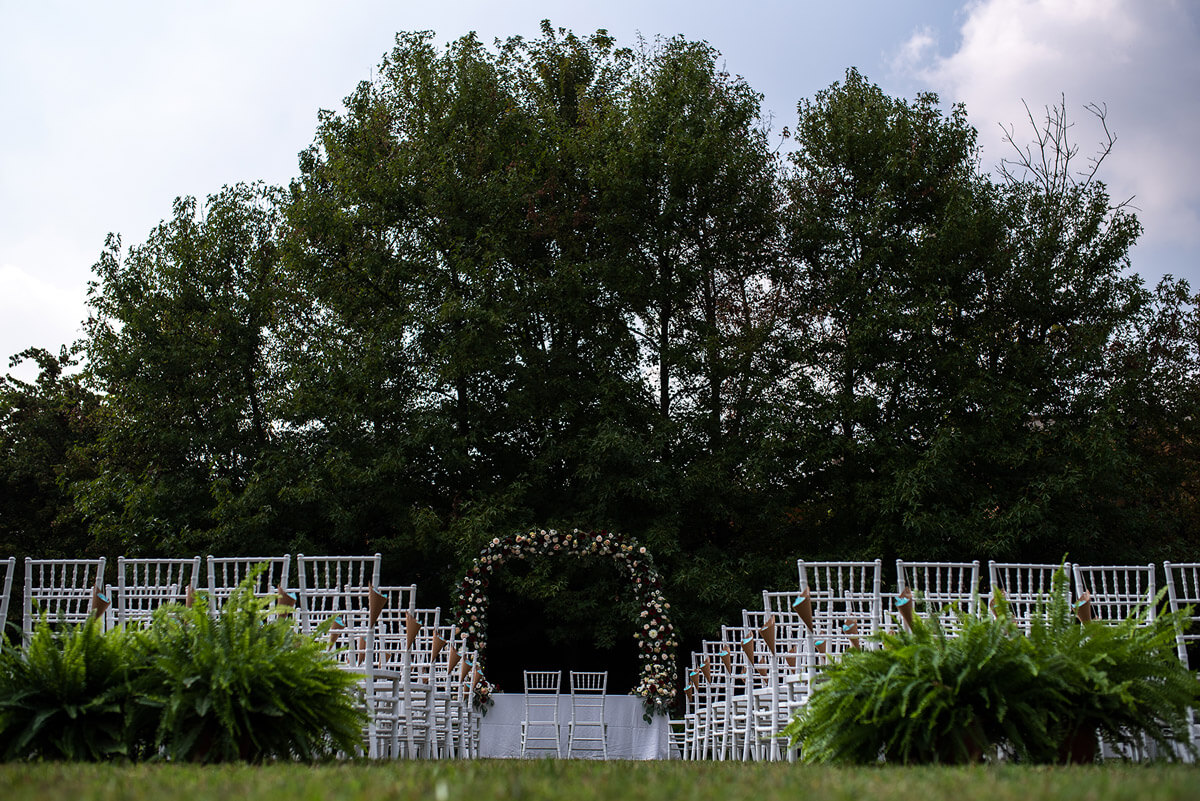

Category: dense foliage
[783, 574, 1200, 764]
[0, 616, 135, 761]
[4, 21, 1200, 686]
[0, 575, 364, 762]
[129, 580, 364, 762]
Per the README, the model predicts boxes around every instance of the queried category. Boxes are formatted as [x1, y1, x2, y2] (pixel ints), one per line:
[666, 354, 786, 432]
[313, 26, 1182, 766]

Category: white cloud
[0, 264, 88, 378]
[891, 26, 938, 76]
[902, 0, 1200, 259]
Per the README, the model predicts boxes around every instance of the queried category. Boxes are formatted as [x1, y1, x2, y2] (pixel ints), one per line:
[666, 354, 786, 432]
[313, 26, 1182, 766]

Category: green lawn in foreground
[1, 761, 1197, 801]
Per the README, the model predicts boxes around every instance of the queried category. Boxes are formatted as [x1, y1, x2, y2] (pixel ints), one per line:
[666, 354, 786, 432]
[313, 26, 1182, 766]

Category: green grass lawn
[1, 761, 1197, 801]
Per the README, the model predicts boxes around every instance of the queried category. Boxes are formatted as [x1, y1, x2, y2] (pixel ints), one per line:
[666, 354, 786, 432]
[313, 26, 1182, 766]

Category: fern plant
[782, 601, 1057, 764]
[0, 616, 140, 761]
[784, 570, 1200, 765]
[1023, 570, 1200, 762]
[130, 572, 365, 762]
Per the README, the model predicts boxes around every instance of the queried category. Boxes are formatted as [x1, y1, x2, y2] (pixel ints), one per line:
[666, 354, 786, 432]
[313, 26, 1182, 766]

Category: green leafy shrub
[0, 616, 140, 761]
[131, 576, 365, 762]
[0, 572, 366, 764]
[784, 572, 1200, 764]
[1024, 573, 1200, 762]
[782, 603, 1055, 764]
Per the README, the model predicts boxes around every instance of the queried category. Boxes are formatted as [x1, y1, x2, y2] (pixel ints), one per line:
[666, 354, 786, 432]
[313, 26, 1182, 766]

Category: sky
[2, 0, 1198, 382]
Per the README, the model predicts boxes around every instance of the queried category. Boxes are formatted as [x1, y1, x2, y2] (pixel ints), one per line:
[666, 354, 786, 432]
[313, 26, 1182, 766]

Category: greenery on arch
[454, 529, 678, 719]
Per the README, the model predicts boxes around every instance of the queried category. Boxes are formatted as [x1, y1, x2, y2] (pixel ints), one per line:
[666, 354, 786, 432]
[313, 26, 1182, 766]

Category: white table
[478, 693, 669, 759]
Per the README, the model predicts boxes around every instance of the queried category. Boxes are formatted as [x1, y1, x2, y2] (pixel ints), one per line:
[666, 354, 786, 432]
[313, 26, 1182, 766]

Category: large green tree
[0, 347, 101, 637]
[281, 24, 792, 674]
[590, 37, 792, 625]
[781, 69, 1008, 558]
[78, 183, 286, 555]
[781, 74, 1158, 561]
[281, 27, 636, 567]
[882, 99, 1151, 562]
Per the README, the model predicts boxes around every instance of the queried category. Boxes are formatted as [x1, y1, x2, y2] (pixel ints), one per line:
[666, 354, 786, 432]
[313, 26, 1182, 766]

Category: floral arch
[453, 528, 677, 718]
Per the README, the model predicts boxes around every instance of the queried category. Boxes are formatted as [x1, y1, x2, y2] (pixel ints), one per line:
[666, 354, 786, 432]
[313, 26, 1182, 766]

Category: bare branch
[999, 96, 1118, 199]
[1079, 101, 1116, 190]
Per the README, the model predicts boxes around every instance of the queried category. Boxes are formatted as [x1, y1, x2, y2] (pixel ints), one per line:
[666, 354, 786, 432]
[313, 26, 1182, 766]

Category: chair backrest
[742, 609, 815, 662]
[115, 556, 203, 626]
[570, 670, 607, 693]
[0, 557, 15, 648]
[295, 553, 382, 635]
[1072, 564, 1156, 623]
[798, 560, 883, 634]
[1164, 561, 1200, 669]
[895, 560, 981, 625]
[569, 670, 607, 705]
[367, 585, 418, 630]
[762, 589, 802, 615]
[373, 584, 418, 617]
[987, 561, 1072, 629]
[377, 606, 441, 671]
[23, 557, 107, 641]
[524, 669, 562, 722]
[297, 553, 381, 592]
[525, 669, 562, 693]
[206, 555, 291, 608]
[569, 671, 607, 729]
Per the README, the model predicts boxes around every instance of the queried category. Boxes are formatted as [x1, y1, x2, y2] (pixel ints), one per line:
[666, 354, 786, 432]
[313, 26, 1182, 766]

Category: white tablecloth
[478, 693, 669, 759]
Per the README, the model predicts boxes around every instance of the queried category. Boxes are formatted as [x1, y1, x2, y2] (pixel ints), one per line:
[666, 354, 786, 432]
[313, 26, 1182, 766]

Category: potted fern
[1023, 571, 1199, 763]
[0, 616, 141, 761]
[784, 570, 1200, 764]
[130, 571, 365, 762]
[782, 600, 1055, 764]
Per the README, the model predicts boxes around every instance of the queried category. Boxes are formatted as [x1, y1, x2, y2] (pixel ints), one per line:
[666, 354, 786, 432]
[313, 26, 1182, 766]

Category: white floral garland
[453, 528, 678, 720]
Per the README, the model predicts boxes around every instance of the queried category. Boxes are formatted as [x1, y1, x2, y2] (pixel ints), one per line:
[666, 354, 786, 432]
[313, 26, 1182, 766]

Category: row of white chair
[344, 607, 485, 759]
[7, 554, 387, 642]
[787, 559, 1165, 638]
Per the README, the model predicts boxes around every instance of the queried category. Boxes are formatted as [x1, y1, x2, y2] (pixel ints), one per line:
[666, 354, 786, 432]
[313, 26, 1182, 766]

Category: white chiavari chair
[987, 561, 1072, 631]
[678, 658, 704, 759]
[454, 641, 485, 759]
[1164, 561, 1200, 758]
[720, 624, 762, 761]
[425, 625, 471, 758]
[567, 670, 608, 758]
[350, 586, 440, 758]
[739, 610, 799, 761]
[521, 669, 563, 757]
[1073, 563, 1158, 761]
[1072, 564, 1156, 624]
[23, 557, 107, 642]
[114, 556, 203, 627]
[354, 602, 438, 759]
[773, 611, 816, 762]
[206, 554, 291, 610]
[697, 638, 734, 760]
